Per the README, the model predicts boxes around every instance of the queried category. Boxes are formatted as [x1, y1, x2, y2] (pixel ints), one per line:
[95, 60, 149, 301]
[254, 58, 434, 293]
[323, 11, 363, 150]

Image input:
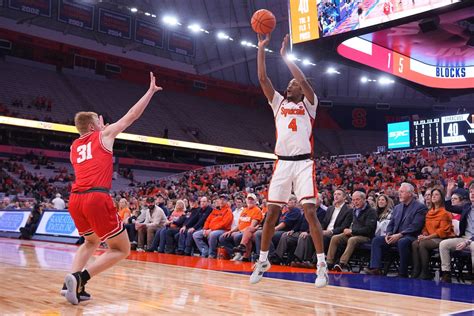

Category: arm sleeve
[352, 210, 378, 237]
[203, 213, 212, 230]
[333, 210, 353, 235]
[436, 213, 455, 238]
[185, 211, 199, 228]
[385, 209, 397, 235]
[401, 205, 427, 236]
[283, 209, 302, 230]
[444, 200, 464, 215]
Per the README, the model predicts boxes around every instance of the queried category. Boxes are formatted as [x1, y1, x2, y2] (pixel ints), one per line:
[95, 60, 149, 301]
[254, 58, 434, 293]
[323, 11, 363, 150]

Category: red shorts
[69, 192, 123, 242]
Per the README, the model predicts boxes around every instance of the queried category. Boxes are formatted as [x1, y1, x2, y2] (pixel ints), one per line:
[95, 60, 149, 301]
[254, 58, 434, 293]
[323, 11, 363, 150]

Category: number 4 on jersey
[288, 118, 298, 132]
[77, 142, 93, 163]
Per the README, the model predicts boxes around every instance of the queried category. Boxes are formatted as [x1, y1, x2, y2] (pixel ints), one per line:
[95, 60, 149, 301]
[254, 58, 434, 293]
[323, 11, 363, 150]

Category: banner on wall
[98, 8, 131, 39]
[35, 210, 79, 237]
[9, 0, 51, 17]
[168, 31, 195, 56]
[134, 19, 164, 48]
[0, 210, 30, 232]
[58, 0, 94, 30]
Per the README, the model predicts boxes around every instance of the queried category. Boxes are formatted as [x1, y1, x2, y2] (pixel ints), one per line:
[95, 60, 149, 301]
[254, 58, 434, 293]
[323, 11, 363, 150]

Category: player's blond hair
[74, 111, 98, 135]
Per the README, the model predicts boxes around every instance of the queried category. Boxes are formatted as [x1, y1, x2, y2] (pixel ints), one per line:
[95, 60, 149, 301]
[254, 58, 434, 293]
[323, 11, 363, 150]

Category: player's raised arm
[101, 72, 162, 145]
[257, 33, 276, 102]
[280, 34, 316, 105]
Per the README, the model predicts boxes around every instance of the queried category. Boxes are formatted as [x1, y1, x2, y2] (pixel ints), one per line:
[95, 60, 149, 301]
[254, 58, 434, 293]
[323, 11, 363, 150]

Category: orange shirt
[238, 206, 263, 232]
[118, 207, 131, 221]
[422, 207, 455, 239]
[204, 205, 233, 231]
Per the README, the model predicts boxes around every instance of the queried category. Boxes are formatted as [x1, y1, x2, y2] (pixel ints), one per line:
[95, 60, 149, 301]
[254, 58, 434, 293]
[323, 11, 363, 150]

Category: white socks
[316, 253, 326, 265]
[259, 250, 269, 262]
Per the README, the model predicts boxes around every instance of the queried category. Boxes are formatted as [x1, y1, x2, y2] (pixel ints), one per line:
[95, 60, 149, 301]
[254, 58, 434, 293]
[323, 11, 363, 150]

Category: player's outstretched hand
[98, 115, 109, 131]
[257, 33, 271, 49]
[280, 34, 289, 58]
[149, 72, 163, 93]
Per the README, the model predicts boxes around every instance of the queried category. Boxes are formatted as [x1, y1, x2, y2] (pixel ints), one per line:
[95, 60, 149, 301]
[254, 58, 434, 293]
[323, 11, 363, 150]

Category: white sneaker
[249, 260, 271, 284]
[315, 263, 329, 288]
[231, 253, 243, 261]
[136, 248, 145, 252]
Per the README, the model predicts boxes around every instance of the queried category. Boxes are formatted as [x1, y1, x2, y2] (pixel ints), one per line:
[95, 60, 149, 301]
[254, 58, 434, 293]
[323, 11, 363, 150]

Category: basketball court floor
[1, 238, 472, 315]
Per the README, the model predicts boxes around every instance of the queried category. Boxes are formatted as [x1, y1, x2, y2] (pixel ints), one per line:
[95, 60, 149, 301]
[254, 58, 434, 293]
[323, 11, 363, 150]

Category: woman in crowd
[149, 199, 186, 253]
[375, 194, 393, 236]
[411, 188, 455, 279]
[118, 198, 131, 224]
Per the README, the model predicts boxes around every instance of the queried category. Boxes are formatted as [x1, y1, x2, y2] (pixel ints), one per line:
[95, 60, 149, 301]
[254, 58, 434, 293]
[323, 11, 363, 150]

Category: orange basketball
[251, 9, 276, 34]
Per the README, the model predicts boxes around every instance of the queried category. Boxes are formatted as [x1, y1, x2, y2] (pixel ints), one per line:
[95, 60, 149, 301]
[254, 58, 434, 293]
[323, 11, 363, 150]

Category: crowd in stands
[0, 154, 72, 201]
[1, 147, 473, 282]
[0, 97, 57, 123]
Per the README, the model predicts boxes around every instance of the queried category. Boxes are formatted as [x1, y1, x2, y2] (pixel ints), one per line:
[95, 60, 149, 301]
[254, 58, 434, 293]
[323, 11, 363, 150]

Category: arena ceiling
[1, 0, 473, 109]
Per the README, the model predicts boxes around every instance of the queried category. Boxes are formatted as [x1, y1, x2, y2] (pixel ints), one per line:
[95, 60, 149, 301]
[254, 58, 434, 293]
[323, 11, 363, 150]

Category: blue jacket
[293, 207, 326, 232]
[279, 207, 301, 231]
[386, 199, 427, 237]
[191, 206, 213, 230]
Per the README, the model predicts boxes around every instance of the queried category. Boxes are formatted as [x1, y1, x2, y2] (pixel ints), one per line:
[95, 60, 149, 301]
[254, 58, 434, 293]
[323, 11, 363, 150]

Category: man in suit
[327, 191, 377, 272]
[364, 182, 427, 277]
[439, 181, 474, 282]
[320, 188, 353, 250]
[293, 188, 352, 267]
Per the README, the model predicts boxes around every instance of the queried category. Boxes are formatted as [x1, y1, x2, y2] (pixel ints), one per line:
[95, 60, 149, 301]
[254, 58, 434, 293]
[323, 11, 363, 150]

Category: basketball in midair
[251, 9, 276, 34]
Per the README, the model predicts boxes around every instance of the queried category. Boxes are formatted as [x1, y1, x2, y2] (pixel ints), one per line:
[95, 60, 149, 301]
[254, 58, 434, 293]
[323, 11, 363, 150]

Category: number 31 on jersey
[77, 142, 93, 163]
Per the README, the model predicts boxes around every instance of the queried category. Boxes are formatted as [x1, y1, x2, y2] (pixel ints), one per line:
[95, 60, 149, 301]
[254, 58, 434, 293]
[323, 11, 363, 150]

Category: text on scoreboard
[387, 113, 474, 149]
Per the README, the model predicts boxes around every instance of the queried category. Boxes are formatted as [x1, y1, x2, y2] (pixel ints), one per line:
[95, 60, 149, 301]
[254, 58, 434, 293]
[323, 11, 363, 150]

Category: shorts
[69, 192, 124, 242]
[268, 159, 317, 205]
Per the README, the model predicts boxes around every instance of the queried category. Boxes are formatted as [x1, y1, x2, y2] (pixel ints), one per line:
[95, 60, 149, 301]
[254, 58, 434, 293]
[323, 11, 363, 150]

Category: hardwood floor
[0, 238, 472, 315]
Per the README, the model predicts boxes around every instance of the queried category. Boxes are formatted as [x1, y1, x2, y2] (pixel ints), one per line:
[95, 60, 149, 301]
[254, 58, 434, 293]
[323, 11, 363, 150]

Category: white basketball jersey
[270, 92, 318, 156]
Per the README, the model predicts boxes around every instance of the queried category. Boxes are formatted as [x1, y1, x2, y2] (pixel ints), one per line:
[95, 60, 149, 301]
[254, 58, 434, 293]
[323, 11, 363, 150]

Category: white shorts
[267, 159, 317, 205]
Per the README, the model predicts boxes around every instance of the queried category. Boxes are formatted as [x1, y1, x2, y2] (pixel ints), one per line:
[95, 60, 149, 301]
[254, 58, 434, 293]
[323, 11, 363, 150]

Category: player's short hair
[74, 111, 98, 135]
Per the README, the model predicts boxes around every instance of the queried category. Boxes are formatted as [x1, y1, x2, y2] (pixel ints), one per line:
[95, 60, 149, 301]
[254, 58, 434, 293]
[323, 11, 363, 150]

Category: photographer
[19, 203, 44, 239]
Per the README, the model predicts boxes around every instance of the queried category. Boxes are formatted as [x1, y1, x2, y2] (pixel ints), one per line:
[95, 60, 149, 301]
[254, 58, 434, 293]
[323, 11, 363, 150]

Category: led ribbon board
[337, 37, 473, 89]
[0, 116, 277, 159]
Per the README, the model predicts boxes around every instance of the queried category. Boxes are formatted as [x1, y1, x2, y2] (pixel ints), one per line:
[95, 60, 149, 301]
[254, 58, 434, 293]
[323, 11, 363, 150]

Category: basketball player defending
[63, 72, 162, 305]
[250, 34, 328, 288]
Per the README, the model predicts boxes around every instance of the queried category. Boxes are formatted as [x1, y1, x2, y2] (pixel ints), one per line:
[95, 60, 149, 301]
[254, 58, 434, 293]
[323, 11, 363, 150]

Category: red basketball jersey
[70, 131, 113, 192]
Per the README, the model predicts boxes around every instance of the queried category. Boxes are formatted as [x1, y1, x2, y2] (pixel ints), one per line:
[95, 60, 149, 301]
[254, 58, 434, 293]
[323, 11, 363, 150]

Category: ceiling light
[130, 7, 138, 13]
[188, 24, 201, 33]
[217, 32, 233, 41]
[379, 77, 395, 84]
[163, 15, 179, 26]
[327, 67, 340, 74]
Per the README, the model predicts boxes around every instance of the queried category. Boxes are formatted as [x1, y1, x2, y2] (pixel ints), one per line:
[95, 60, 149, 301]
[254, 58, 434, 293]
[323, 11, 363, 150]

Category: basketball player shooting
[63, 72, 162, 305]
[250, 33, 328, 288]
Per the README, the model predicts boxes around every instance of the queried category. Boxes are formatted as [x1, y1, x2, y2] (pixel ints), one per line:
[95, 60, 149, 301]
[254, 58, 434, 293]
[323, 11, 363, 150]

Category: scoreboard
[413, 118, 440, 147]
[387, 113, 474, 149]
[337, 37, 474, 89]
[441, 114, 474, 145]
